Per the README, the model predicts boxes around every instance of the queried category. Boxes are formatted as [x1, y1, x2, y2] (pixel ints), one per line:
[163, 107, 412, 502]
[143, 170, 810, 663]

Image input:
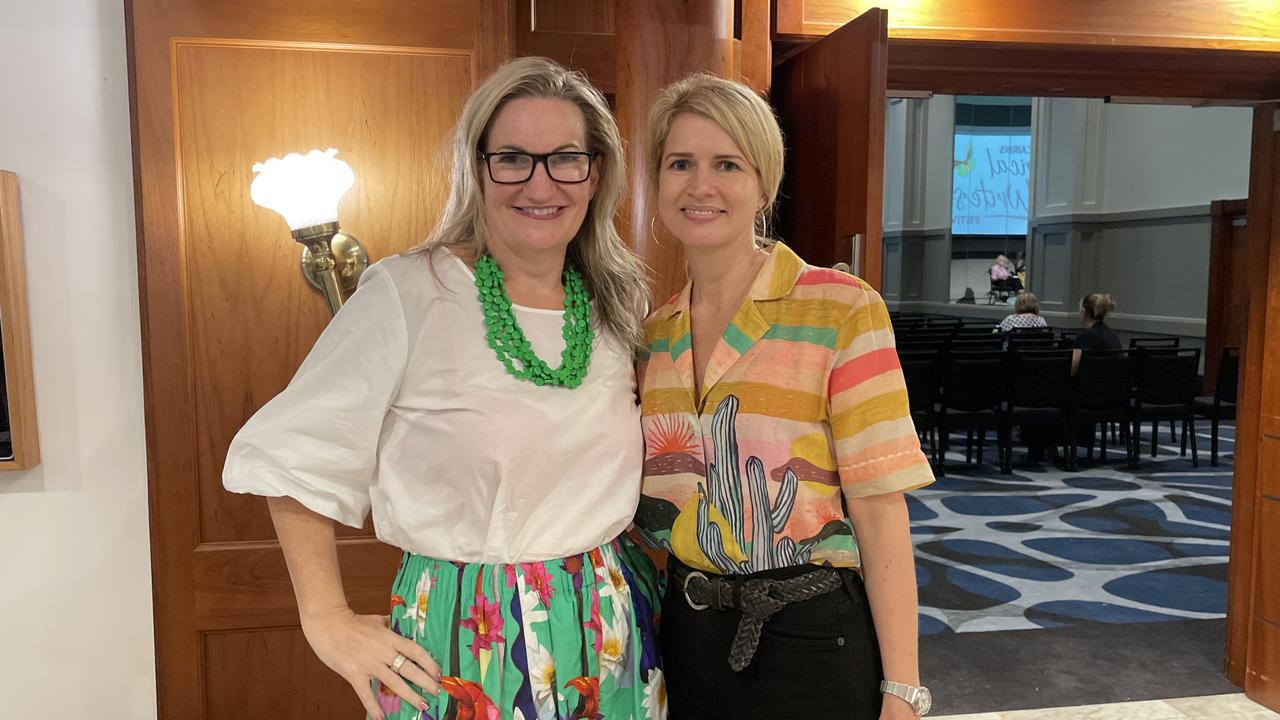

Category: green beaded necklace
[474, 254, 594, 388]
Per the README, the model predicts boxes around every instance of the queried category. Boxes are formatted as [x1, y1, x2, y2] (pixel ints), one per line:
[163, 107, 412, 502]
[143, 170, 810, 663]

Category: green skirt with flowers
[378, 536, 666, 720]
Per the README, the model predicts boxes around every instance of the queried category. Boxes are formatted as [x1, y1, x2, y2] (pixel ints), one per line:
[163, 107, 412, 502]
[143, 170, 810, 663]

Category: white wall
[0, 2, 156, 718]
[1102, 104, 1252, 213]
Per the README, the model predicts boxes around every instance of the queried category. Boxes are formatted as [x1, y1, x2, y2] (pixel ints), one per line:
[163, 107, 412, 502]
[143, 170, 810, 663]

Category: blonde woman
[994, 291, 1048, 333]
[634, 74, 934, 719]
[1071, 292, 1121, 374]
[225, 57, 664, 720]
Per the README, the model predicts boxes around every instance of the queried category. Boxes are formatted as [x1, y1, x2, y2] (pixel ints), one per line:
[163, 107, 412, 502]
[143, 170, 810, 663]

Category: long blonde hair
[645, 73, 785, 244]
[411, 57, 648, 347]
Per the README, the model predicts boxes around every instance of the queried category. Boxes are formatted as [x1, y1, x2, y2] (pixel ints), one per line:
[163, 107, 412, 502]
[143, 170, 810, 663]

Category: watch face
[914, 687, 933, 715]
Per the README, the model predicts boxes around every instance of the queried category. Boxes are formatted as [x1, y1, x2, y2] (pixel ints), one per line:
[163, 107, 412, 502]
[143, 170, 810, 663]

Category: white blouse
[222, 249, 644, 563]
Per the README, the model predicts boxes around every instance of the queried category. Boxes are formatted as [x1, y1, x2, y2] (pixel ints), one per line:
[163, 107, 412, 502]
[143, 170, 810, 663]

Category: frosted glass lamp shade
[250, 148, 355, 230]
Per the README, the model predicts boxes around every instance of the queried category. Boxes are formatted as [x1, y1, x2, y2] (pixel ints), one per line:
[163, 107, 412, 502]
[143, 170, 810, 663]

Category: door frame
[769, 21, 1280, 706]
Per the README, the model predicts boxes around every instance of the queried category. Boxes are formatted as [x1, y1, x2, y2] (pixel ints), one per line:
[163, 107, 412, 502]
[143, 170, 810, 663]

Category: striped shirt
[635, 242, 934, 574]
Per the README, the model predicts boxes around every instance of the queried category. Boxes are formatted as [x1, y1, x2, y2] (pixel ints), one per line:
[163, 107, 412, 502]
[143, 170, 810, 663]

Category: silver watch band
[880, 680, 932, 716]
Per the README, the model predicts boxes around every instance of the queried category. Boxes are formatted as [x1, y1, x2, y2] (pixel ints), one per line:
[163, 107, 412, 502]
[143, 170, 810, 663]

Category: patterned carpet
[910, 421, 1234, 635]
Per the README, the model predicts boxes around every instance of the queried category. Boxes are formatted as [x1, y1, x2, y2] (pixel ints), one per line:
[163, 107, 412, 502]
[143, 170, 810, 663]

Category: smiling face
[482, 97, 598, 257]
[657, 112, 764, 253]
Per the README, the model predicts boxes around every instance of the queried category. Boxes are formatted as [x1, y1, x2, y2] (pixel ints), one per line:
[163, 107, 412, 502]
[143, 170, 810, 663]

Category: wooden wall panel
[884, 40, 1280, 101]
[516, 0, 616, 93]
[128, 2, 487, 717]
[615, 0, 734, 304]
[204, 628, 365, 719]
[477, 0, 518, 82]
[192, 540, 399, 630]
[0, 172, 39, 470]
[775, 0, 1280, 52]
[533, 0, 615, 34]
[1247, 476, 1280, 710]
[174, 41, 470, 544]
[738, 0, 773, 94]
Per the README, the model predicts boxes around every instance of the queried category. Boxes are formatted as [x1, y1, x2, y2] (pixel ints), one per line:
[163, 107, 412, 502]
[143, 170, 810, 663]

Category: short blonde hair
[646, 73, 785, 241]
[1014, 291, 1040, 315]
[413, 57, 647, 347]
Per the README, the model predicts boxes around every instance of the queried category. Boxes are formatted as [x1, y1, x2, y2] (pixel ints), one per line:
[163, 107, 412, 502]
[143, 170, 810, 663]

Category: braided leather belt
[671, 562, 844, 672]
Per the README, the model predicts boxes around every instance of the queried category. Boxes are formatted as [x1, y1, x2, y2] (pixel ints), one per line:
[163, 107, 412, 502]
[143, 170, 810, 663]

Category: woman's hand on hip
[300, 606, 441, 720]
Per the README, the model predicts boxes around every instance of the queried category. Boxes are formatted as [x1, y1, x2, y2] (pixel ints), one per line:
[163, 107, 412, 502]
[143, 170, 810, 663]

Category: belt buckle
[682, 570, 710, 611]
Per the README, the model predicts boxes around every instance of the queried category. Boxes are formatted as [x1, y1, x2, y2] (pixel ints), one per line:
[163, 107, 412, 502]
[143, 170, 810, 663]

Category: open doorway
[880, 93, 1252, 714]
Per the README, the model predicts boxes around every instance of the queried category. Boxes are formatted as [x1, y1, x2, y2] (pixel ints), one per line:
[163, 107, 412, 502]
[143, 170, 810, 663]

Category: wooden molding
[0, 171, 39, 471]
[774, 0, 1280, 53]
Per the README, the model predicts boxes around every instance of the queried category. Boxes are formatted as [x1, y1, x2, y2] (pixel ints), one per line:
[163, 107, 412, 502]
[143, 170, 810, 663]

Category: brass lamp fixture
[250, 148, 368, 315]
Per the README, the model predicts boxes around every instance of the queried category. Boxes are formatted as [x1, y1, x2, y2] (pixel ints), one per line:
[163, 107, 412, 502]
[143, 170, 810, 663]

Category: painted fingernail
[419, 699, 430, 710]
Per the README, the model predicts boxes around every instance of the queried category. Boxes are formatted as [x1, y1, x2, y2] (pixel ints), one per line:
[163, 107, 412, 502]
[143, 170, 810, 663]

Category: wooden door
[1226, 102, 1280, 712]
[126, 2, 503, 717]
[1205, 199, 1249, 395]
[772, 7, 888, 285]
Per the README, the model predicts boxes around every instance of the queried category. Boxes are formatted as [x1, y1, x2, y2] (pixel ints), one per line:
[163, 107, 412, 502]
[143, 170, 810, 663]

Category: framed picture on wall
[0, 170, 39, 470]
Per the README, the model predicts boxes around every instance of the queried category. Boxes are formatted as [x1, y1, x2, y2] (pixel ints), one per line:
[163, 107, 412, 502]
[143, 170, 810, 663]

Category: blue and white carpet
[910, 421, 1234, 635]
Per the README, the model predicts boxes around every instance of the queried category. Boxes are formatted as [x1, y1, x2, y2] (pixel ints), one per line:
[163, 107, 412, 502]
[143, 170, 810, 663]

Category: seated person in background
[1071, 292, 1122, 374]
[991, 254, 1024, 293]
[994, 291, 1048, 333]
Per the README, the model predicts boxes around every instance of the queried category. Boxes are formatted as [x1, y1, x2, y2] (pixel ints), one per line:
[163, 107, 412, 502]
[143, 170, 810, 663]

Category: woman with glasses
[634, 74, 934, 719]
[224, 57, 665, 720]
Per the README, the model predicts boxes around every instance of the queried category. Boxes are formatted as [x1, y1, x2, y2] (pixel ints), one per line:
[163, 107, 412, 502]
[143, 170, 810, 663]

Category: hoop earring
[649, 214, 666, 249]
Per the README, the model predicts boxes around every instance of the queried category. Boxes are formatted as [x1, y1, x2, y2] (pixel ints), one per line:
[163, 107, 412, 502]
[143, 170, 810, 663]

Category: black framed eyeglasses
[479, 151, 597, 184]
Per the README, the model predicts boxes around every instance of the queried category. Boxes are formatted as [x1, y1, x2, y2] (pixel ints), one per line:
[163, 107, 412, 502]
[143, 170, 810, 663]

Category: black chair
[1195, 346, 1239, 466]
[938, 350, 1008, 468]
[950, 337, 1006, 354]
[1070, 350, 1137, 469]
[1007, 329, 1057, 351]
[900, 349, 942, 468]
[1055, 328, 1085, 349]
[1132, 347, 1202, 466]
[1128, 337, 1181, 441]
[1005, 349, 1074, 473]
[987, 269, 1016, 304]
[1130, 337, 1180, 350]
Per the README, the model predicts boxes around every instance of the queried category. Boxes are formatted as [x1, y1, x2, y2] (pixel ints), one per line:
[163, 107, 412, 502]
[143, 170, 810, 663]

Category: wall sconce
[250, 148, 368, 315]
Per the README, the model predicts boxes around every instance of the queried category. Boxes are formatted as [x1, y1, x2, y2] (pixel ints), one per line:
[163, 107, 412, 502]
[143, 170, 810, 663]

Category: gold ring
[391, 653, 407, 673]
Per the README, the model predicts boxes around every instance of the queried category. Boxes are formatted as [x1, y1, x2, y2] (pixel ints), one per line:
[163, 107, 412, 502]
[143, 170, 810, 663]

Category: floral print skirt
[380, 536, 666, 720]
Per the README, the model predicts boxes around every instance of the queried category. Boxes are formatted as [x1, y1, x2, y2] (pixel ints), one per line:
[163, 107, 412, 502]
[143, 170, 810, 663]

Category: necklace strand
[474, 254, 594, 388]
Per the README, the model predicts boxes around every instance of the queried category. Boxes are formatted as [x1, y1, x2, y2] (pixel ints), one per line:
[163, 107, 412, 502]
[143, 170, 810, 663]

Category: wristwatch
[880, 680, 932, 716]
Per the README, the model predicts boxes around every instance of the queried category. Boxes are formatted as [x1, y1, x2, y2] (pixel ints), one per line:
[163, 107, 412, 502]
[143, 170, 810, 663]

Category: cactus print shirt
[635, 242, 934, 574]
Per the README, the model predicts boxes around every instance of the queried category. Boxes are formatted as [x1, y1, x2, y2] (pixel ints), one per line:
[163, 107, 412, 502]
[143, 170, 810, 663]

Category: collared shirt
[634, 242, 934, 574]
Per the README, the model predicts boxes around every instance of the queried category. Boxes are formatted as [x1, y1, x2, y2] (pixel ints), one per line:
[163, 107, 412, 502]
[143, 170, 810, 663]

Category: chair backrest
[1216, 346, 1241, 404]
[1133, 347, 1201, 406]
[950, 337, 1005, 353]
[925, 317, 962, 329]
[1009, 349, 1074, 409]
[1130, 336, 1180, 350]
[941, 350, 1007, 412]
[1007, 328, 1056, 351]
[899, 349, 940, 416]
[1075, 350, 1134, 412]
